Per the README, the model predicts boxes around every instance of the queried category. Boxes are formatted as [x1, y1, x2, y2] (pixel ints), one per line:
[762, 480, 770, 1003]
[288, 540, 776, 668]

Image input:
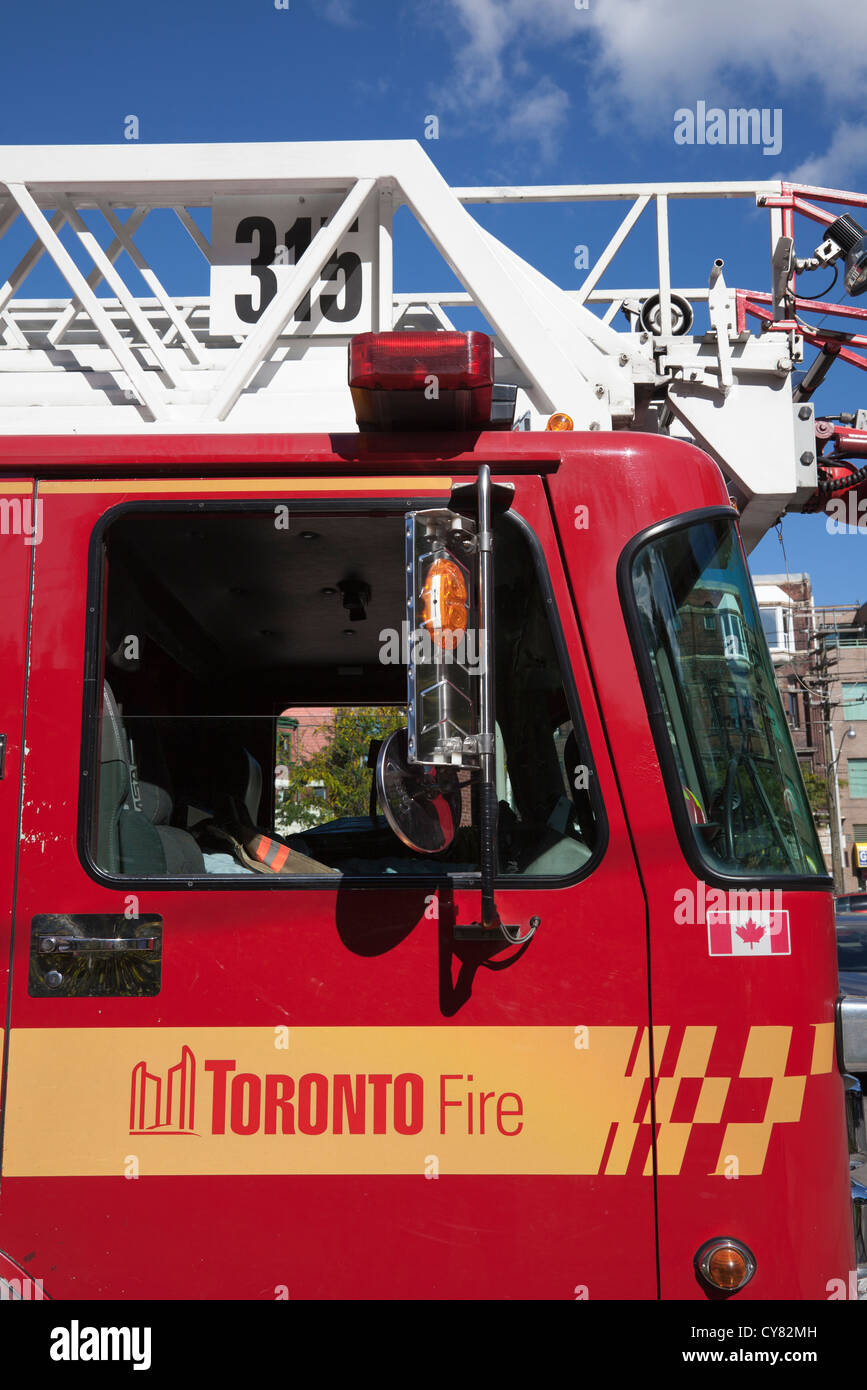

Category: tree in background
[802, 769, 830, 820]
[278, 706, 406, 830]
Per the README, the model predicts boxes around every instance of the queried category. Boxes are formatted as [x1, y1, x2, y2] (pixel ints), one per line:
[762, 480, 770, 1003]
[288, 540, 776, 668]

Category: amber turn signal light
[546, 412, 574, 431]
[420, 557, 468, 650]
[695, 1237, 756, 1293]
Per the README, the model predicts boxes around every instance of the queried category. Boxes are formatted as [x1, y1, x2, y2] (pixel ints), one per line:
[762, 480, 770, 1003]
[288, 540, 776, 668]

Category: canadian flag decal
[707, 910, 791, 957]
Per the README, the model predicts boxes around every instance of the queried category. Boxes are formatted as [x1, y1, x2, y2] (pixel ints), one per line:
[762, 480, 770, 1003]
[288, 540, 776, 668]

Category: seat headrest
[135, 781, 173, 826]
[101, 681, 130, 765]
[212, 745, 263, 827]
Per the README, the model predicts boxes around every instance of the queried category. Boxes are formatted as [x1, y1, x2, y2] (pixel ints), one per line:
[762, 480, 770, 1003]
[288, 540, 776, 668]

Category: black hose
[816, 460, 867, 496]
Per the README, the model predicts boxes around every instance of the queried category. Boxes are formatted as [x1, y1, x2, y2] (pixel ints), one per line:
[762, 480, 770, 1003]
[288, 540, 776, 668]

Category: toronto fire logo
[129, 1046, 197, 1135]
[121, 1026, 826, 1179]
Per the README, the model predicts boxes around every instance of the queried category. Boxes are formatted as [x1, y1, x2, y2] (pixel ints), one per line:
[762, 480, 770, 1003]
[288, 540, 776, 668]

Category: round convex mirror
[375, 728, 462, 854]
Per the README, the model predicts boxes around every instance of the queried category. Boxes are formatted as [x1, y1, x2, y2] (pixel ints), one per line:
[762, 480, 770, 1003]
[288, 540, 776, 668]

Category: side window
[86, 505, 599, 882]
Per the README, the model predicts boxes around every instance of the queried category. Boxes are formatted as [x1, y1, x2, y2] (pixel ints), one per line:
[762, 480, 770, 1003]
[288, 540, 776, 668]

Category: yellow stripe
[39, 476, 453, 495]
[2, 1022, 831, 1180]
[3, 1025, 643, 1179]
[810, 1022, 834, 1074]
[0, 482, 34, 494]
[693, 1076, 729, 1125]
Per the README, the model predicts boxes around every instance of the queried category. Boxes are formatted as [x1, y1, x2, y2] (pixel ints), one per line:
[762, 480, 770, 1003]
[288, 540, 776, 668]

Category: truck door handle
[37, 936, 158, 955]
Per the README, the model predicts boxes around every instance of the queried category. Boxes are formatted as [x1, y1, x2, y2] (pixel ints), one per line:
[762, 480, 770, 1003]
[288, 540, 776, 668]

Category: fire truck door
[0, 475, 656, 1301]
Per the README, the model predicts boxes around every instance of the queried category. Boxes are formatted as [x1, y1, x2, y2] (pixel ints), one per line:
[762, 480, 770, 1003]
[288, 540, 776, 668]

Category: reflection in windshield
[632, 517, 825, 877]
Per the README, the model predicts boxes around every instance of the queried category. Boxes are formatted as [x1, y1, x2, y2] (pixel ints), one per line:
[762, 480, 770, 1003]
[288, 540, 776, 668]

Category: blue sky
[2, 0, 867, 601]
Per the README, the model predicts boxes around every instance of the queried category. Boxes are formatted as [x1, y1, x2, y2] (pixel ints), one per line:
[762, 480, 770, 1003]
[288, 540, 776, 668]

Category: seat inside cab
[91, 504, 597, 881]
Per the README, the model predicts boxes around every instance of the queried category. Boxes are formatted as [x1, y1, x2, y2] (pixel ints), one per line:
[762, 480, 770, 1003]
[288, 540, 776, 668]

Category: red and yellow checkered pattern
[603, 1022, 835, 1177]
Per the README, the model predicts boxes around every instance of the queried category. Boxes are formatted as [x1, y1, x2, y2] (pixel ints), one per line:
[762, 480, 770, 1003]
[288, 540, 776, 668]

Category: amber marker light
[420, 557, 468, 650]
[546, 412, 574, 431]
[695, 1237, 756, 1294]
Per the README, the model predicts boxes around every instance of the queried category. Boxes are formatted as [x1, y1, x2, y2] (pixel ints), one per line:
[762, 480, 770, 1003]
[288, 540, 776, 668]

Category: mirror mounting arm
[477, 464, 499, 933]
[454, 464, 538, 947]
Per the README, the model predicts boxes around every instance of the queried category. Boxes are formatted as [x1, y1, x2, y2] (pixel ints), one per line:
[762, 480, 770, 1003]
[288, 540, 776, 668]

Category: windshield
[631, 515, 825, 878]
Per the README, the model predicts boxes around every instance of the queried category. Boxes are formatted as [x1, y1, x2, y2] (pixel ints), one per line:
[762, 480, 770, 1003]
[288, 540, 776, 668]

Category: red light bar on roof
[348, 331, 494, 431]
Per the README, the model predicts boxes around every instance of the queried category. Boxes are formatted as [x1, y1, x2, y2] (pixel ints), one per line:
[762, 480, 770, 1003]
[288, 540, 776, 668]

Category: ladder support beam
[574, 196, 651, 307]
[55, 196, 179, 386]
[5, 183, 165, 420]
[0, 210, 66, 318]
[98, 202, 205, 364]
[47, 206, 149, 347]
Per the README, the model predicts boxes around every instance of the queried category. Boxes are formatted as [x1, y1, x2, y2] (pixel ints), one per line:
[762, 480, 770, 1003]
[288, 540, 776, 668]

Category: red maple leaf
[735, 918, 765, 949]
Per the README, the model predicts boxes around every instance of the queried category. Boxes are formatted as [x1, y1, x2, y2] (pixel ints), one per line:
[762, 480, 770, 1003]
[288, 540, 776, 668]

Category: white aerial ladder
[3, 140, 867, 547]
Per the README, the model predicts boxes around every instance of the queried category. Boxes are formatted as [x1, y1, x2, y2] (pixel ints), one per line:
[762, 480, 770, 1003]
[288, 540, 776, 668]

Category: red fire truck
[0, 141, 865, 1301]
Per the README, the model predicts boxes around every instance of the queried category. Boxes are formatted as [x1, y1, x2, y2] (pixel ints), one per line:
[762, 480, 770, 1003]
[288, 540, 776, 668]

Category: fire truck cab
[0, 141, 864, 1301]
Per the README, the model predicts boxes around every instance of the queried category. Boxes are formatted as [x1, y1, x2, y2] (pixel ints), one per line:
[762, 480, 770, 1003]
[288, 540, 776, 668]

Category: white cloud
[436, 0, 867, 166]
[435, 0, 590, 157]
[443, 0, 589, 94]
[321, 0, 358, 28]
[501, 77, 571, 163]
[581, 0, 867, 162]
[586, 1, 866, 102]
[787, 122, 867, 188]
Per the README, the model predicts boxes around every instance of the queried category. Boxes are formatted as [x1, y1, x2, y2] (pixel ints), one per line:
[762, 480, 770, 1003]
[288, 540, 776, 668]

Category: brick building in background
[812, 599, 867, 892]
[274, 706, 335, 833]
[752, 571, 867, 891]
[751, 573, 817, 766]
